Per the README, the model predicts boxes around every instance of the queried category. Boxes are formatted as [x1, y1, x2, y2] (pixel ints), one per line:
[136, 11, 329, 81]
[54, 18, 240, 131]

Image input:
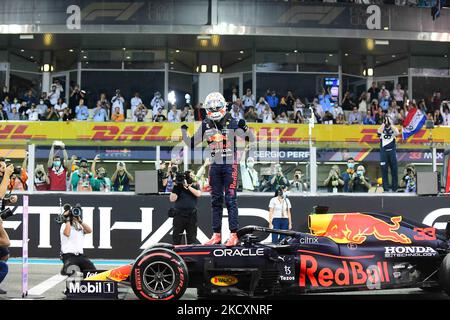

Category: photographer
[151, 91, 165, 116]
[270, 163, 289, 192]
[157, 161, 169, 192]
[377, 115, 399, 192]
[71, 159, 94, 192]
[111, 161, 134, 192]
[169, 171, 201, 245]
[348, 165, 371, 193]
[60, 204, 96, 275]
[165, 162, 179, 193]
[289, 169, 308, 193]
[0, 159, 16, 196]
[8, 153, 28, 191]
[111, 89, 125, 116]
[34, 164, 50, 191]
[342, 158, 356, 192]
[399, 164, 417, 193]
[91, 155, 112, 192]
[323, 165, 344, 193]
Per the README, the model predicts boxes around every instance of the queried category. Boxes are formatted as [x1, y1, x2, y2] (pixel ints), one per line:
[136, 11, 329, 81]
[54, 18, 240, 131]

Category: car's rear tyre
[439, 253, 450, 296]
[130, 248, 188, 300]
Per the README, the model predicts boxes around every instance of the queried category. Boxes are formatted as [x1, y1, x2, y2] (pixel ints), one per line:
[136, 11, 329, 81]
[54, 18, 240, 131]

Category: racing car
[80, 207, 450, 300]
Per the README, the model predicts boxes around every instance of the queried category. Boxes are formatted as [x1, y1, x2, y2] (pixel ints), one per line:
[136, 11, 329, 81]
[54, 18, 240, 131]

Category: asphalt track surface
[1, 259, 449, 300]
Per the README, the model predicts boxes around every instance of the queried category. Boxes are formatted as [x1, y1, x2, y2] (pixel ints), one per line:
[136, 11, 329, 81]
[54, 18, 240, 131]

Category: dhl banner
[0, 122, 449, 148]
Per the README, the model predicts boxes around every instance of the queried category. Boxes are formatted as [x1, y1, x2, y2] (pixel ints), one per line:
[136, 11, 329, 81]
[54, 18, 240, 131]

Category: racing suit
[183, 113, 251, 234]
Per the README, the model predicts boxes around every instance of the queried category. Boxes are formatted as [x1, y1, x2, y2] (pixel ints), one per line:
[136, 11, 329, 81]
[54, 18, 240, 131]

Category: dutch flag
[402, 108, 426, 140]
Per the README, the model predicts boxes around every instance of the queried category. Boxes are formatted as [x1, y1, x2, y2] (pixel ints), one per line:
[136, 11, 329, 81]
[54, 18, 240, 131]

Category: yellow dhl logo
[210, 275, 238, 287]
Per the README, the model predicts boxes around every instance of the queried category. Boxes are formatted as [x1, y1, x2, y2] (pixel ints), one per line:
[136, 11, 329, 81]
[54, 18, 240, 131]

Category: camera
[175, 171, 193, 185]
[55, 203, 83, 224]
[0, 208, 14, 220]
[10, 165, 21, 175]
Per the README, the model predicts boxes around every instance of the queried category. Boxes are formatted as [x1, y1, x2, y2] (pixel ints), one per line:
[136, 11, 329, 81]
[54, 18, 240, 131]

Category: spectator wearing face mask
[342, 158, 356, 192]
[71, 158, 94, 192]
[36, 99, 48, 119]
[111, 162, 134, 192]
[240, 147, 259, 192]
[34, 164, 50, 191]
[268, 186, 292, 244]
[47, 141, 69, 191]
[270, 163, 289, 192]
[324, 165, 344, 193]
[26, 104, 40, 121]
[348, 165, 371, 193]
[289, 169, 308, 193]
[90, 155, 111, 192]
[151, 91, 165, 115]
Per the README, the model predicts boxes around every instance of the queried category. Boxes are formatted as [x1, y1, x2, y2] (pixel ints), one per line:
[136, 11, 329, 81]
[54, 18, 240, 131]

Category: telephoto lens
[0, 208, 13, 220]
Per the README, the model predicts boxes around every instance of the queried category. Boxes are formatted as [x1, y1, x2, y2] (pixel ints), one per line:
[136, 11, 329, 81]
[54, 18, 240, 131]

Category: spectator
[331, 103, 344, 120]
[111, 106, 125, 122]
[231, 87, 238, 102]
[151, 91, 165, 115]
[399, 164, 416, 193]
[393, 83, 405, 108]
[135, 104, 148, 122]
[318, 88, 332, 113]
[292, 98, 304, 116]
[34, 164, 50, 191]
[26, 104, 39, 121]
[335, 113, 346, 124]
[387, 104, 400, 125]
[91, 155, 111, 192]
[193, 103, 206, 121]
[240, 147, 259, 192]
[368, 82, 380, 102]
[432, 91, 441, 111]
[278, 97, 288, 116]
[289, 169, 308, 193]
[111, 161, 134, 192]
[369, 177, 384, 193]
[10, 98, 20, 117]
[244, 106, 258, 122]
[157, 161, 168, 192]
[348, 106, 362, 124]
[54, 98, 68, 119]
[262, 105, 275, 123]
[19, 102, 29, 120]
[270, 164, 289, 192]
[47, 141, 69, 191]
[180, 105, 189, 121]
[168, 105, 181, 123]
[8, 155, 28, 191]
[323, 165, 344, 193]
[98, 93, 110, 118]
[230, 101, 244, 121]
[374, 107, 384, 125]
[341, 91, 353, 111]
[255, 97, 268, 120]
[285, 90, 295, 112]
[130, 92, 142, 122]
[363, 110, 376, 125]
[358, 91, 368, 113]
[111, 89, 125, 116]
[71, 158, 94, 192]
[69, 84, 85, 112]
[434, 109, 444, 126]
[313, 98, 324, 119]
[379, 87, 391, 111]
[292, 110, 303, 124]
[266, 90, 279, 115]
[276, 111, 289, 124]
[165, 162, 179, 193]
[45, 105, 60, 121]
[36, 98, 48, 120]
[322, 111, 334, 124]
[8, 107, 19, 121]
[342, 157, 356, 192]
[75, 99, 89, 121]
[348, 165, 371, 193]
[48, 82, 63, 106]
[153, 107, 167, 122]
[185, 107, 195, 122]
[268, 186, 292, 244]
[93, 102, 108, 122]
[442, 104, 450, 126]
[242, 88, 255, 111]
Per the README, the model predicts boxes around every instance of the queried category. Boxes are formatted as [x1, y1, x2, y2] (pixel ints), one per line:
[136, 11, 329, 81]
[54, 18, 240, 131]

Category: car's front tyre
[130, 248, 189, 300]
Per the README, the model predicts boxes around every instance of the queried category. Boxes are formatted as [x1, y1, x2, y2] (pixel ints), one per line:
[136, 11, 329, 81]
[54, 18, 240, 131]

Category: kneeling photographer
[169, 171, 201, 245]
[58, 203, 96, 275]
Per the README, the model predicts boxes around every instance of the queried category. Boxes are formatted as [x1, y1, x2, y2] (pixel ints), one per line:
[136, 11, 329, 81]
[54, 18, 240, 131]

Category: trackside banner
[3, 194, 450, 259]
[1, 122, 449, 147]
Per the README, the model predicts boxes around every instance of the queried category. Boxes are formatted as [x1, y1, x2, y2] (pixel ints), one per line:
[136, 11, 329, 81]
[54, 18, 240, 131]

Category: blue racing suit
[182, 113, 251, 233]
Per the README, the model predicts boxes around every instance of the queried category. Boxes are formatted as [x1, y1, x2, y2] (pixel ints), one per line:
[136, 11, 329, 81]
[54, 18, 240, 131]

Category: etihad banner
[0, 122, 449, 148]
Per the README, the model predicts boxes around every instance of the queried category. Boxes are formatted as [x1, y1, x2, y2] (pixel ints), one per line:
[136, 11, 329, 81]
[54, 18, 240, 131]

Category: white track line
[27, 274, 67, 296]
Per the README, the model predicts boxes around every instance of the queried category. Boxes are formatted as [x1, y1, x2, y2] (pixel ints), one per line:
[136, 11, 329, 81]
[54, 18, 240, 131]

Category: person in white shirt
[151, 91, 165, 115]
[59, 204, 96, 275]
[442, 106, 450, 126]
[185, 107, 195, 122]
[268, 187, 292, 244]
[313, 98, 324, 119]
[392, 83, 405, 108]
[130, 92, 143, 122]
[242, 88, 256, 110]
[26, 104, 39, 121]
[256, 97, 268, 120]
[36, 99, 47, 119]
[276, 112, 289, 124]
[331, 104, 344, 120]
[262, 105, 275, 123]
[240, 148, 259, 191]
[293, 98, 305, 116]
[54, 98, 68, 119]
[168, 105, 181, 122]
[230, 101, 244, 121]
[111, 89, 125, 116]
[48, 82, 63, 106]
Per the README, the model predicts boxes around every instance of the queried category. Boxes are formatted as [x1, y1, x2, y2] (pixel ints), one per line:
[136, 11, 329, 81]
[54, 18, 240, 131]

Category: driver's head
[203, 92, 226, 122]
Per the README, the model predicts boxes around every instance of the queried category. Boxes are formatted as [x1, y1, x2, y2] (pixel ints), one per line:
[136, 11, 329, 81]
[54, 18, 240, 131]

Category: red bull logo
[299, 255, 390, 287]
[309, 213, 412, 244]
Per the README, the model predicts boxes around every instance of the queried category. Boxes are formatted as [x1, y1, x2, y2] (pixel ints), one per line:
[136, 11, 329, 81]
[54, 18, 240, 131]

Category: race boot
[224, 233, 239, 247]
[204, 233, 221, 245]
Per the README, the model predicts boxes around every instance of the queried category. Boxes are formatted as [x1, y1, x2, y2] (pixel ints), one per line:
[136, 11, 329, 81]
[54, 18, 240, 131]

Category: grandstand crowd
[1, 81, 450, 126]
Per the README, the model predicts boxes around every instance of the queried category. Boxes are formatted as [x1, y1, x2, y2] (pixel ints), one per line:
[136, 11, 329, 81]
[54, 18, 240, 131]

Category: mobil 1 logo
[65, 281, 118, 300]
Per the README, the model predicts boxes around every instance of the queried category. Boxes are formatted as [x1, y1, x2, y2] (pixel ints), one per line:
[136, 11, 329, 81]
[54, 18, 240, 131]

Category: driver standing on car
[60, 204, 96, 275]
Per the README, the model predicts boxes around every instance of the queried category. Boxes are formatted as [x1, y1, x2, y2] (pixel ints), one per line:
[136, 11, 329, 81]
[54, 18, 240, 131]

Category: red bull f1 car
[79, 208, 450, 300]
